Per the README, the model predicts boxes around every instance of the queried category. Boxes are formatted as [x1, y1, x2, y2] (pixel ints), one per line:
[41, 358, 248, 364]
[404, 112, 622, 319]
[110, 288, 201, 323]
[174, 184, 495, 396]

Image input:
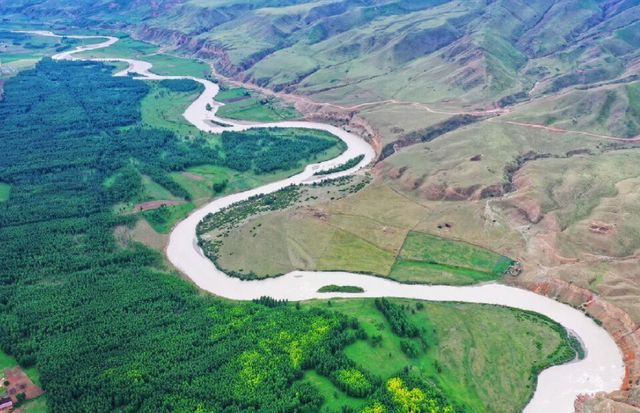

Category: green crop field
[389, 231, 513, 285]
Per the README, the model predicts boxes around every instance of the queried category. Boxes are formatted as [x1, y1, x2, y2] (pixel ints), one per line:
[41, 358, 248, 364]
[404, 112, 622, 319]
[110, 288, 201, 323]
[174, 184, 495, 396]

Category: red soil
[2, 367, 44, 404]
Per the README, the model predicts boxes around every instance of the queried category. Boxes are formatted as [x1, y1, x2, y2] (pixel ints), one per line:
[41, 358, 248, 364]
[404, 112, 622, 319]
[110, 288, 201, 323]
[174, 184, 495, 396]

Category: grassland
[206, 181, 513, 284]
[0, 348, 17, 371]
[216, 86, 300, 122]
[317, 285, 365, 293]
[376, 116, 630, 204]
[504, 149, 640, 259]
[502, 82, 640, 139]
[140, 80, 208, 138]
[18, 397, 48, 413]
[143, 53, 210, 78]
[304, 298, 578, 413]
[142, 202, 195, 233]
[75, 35, 210, 78]
[170, 163, 323, 206]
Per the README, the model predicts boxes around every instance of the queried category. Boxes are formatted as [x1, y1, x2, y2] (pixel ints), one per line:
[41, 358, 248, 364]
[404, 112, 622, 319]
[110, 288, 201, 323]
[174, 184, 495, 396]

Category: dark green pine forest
[0, 59, 457, 412]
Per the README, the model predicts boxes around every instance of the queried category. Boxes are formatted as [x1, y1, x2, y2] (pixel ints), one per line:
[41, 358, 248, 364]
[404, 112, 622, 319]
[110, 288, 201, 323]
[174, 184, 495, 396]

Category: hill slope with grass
[3, 0, 638, 112]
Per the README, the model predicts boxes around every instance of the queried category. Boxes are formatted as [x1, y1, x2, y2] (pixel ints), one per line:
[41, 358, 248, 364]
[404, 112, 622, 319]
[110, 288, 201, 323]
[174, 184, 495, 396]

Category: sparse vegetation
[318, 285, 365, 293]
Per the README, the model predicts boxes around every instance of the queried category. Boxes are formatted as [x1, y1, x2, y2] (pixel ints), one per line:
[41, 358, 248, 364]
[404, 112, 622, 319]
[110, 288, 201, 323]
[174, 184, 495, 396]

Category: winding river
[21, 30, 625, 412]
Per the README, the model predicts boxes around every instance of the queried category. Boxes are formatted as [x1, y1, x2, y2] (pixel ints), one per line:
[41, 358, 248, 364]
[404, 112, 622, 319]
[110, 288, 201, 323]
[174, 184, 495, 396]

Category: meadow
[202, 183, 513, 285]
[216, 86, 300, 122]
[304, 298, 579, 413]
[140, 79, 208, 138]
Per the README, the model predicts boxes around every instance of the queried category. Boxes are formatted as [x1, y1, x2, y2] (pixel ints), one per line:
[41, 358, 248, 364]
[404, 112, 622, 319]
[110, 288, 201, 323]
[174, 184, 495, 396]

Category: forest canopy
[0, 59, 362, 412]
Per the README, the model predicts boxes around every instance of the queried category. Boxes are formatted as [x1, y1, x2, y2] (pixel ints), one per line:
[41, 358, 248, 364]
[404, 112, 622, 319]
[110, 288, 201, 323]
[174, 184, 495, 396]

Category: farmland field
[389, 232, 513, 285]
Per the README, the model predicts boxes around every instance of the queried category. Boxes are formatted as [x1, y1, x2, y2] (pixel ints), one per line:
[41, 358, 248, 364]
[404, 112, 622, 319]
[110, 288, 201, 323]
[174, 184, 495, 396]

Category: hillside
[2, 0, 639, 112]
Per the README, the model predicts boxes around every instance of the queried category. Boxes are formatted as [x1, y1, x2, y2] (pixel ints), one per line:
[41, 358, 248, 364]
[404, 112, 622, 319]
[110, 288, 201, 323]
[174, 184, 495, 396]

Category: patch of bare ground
[133, 199, 186, 212]
[2, 367, 43, 405]
[181, 172, 204, 181]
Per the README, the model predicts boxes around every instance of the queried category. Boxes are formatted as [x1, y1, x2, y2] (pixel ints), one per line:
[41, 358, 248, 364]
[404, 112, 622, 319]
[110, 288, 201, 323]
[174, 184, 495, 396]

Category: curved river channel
[21, 30, 624, 412]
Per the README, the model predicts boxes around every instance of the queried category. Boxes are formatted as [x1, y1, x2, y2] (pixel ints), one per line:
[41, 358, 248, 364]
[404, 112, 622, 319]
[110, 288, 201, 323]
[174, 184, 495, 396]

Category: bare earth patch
[2, 367, 43, 404]
[134, 200, 186, 212]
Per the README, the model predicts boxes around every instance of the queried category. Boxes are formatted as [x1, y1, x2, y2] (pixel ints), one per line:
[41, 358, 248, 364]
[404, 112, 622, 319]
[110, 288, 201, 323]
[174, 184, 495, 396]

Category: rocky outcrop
[305, 109, 382, 156]
[132, 25, 239, 76]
